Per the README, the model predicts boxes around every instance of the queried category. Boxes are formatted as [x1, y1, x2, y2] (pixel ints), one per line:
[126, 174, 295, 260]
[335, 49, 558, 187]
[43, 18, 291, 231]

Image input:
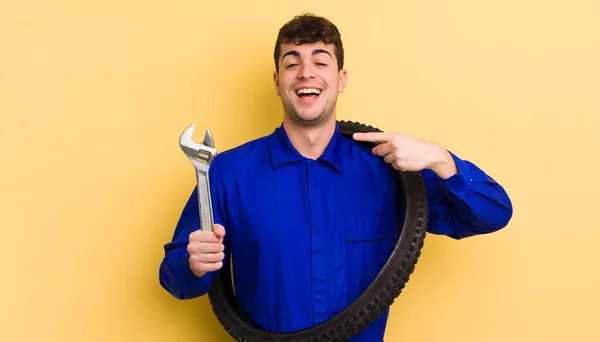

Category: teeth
[296, 88, 321, 95]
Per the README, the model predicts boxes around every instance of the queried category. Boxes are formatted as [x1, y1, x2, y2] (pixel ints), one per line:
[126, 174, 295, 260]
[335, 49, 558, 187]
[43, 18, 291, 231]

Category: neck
[282, 118, 336, 160]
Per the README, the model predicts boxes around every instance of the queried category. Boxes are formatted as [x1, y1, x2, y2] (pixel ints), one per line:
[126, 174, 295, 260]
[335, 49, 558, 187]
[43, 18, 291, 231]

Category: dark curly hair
[273, 13, 344, 72]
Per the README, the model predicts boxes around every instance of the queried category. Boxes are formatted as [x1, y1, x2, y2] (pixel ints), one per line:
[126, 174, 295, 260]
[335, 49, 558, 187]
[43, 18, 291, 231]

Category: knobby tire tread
[207, 121, 428, 341]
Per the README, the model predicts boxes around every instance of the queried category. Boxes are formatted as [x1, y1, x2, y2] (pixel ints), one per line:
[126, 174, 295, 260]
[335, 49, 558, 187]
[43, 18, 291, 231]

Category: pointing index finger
[352, 132, 393, 143]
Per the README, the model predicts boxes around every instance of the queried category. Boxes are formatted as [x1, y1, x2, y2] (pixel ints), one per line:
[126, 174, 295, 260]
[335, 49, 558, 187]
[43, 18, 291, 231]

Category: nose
[297, 63, 315, 80]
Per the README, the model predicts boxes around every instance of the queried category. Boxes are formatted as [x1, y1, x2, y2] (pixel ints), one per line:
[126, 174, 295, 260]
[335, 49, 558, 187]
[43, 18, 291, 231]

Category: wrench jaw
[179, 124, 218, 232]
[203, 128, 215, 149]
[179, 124, 218, 174]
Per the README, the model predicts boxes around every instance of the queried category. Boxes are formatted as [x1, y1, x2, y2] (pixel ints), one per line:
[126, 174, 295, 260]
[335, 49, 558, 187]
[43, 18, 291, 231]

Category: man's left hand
[353, 131, 458, 179]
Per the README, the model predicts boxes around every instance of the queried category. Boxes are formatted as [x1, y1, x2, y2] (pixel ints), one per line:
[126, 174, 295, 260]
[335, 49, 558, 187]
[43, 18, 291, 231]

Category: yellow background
[1, 0, 599, 341]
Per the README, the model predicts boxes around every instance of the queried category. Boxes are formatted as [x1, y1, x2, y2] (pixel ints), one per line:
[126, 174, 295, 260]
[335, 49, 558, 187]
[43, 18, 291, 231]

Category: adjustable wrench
[179, 124, 217, 232]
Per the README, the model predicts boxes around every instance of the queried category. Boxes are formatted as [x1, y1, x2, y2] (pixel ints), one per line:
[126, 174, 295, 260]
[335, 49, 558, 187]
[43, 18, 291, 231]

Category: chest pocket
[345, 210, 398, 304]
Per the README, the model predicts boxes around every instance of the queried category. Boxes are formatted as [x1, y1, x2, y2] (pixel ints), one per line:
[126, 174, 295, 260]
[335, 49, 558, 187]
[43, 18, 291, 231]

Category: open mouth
[296, 88, 321, 101]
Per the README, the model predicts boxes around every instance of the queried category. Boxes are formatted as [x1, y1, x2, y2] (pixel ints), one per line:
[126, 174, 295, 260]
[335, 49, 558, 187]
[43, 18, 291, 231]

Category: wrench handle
[196, 170, 214, 231]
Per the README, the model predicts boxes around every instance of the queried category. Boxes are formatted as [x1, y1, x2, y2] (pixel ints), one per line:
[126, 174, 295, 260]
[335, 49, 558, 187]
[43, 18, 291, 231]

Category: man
[159, 13, 512, 341]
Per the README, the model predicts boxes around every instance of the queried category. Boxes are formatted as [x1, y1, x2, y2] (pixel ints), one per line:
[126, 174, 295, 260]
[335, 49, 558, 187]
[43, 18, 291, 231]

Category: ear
[338, 69, 347, 93]
[273, 71, 280, 96]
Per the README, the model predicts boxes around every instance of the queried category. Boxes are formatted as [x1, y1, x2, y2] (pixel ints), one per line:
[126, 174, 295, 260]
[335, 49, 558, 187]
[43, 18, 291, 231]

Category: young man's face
[273, 42, 347, 127]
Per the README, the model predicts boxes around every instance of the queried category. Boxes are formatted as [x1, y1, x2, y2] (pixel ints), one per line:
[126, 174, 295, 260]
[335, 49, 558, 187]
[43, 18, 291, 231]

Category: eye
[316, 63, 328, 67]
[285, 64, 298, 69]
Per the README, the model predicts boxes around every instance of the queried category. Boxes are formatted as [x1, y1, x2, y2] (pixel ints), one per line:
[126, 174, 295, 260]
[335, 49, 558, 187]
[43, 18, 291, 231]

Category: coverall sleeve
[421, 151, 513, 239]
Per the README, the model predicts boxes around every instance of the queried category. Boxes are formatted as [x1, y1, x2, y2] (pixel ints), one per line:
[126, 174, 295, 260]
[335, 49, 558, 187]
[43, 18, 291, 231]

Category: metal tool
[179, 124, 217, 231]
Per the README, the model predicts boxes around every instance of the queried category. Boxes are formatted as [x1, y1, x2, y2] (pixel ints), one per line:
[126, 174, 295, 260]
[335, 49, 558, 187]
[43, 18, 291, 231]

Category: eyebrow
[282, 49, 332, 60]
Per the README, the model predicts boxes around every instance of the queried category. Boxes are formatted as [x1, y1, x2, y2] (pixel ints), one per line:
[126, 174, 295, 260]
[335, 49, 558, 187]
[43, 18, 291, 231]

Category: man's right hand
[187, 224, 226, 278]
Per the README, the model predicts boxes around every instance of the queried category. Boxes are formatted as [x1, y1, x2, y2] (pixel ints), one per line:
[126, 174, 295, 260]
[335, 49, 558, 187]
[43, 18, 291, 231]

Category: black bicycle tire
[207, 120, 428, 341]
